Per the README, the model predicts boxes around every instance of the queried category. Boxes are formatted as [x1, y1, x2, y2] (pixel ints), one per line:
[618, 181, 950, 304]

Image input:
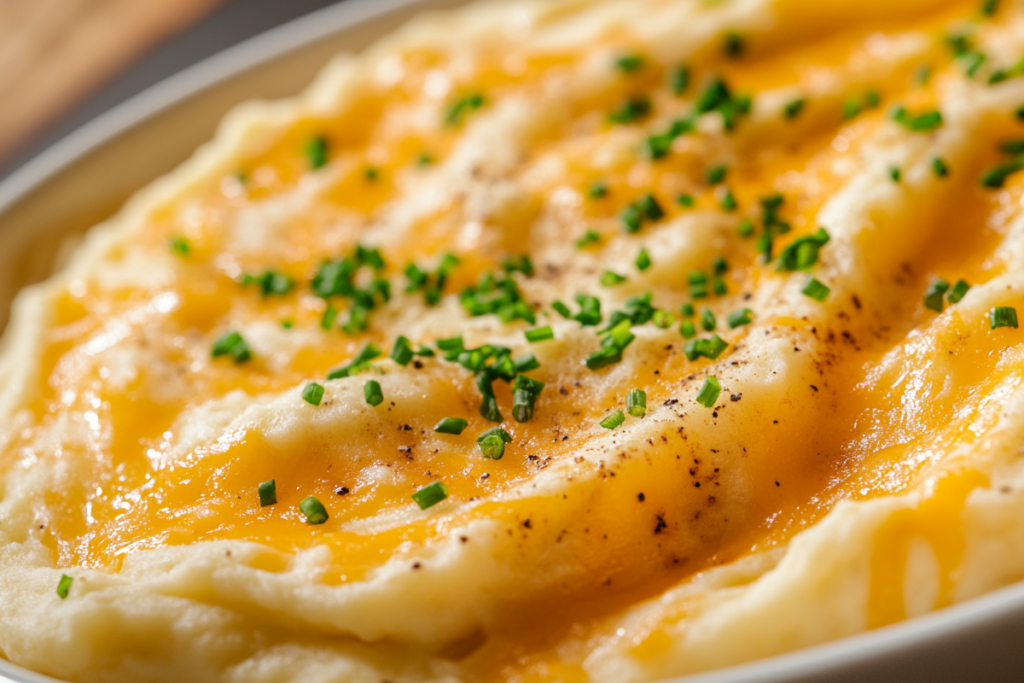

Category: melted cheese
[5, 0, 1024, 681]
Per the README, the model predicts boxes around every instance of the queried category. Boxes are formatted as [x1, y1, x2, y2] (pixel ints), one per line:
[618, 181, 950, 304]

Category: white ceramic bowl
[1, 1, 1023, 681]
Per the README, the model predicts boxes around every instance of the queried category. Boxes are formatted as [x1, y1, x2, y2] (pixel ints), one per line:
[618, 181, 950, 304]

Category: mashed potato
[3, 0, 1024, 680]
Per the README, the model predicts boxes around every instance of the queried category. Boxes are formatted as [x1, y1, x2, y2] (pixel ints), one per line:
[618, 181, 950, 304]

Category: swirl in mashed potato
[3, 0, 1024, 681]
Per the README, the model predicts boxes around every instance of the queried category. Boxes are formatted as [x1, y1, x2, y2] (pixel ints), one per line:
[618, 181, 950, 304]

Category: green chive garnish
[776, 227, 830, 271]
[212, 331, 251, 363]
[681, 303, 695, 317]
[802, 277, 831, 301]
[434, 417, 468, 435]
[627, 389, 647, 418]
[980, 158, 1024, 188]
[321, 306, 338, 331]
[299, 496, 329, 524]
[258, 479, 277, 507]
[671, 65, 691, 95]
[615, 54, 644, 72]
[695, 376, 722, 408]
[892, 106, 943, 131]
[57, 574, 72, 599]
[588, 181, 609, 199]
[727, 308, 753, 328]
[412, 481, 449, 509]
[525, 326, 554, 343]
[608, 95, 652, 124]
[477, 427, 512, 459]
[601, 271, 627, 286]
[723, 32, 744, 58]
[738, 219, 755, 238]
[576, 230, 601, 249]
[719, 188, 737, 211]
[784, 98, 805, 119]
[390, 336, 414, 365]
[302, 382, 325, 406]
[636, 248, 652, 271]
[924, 279, 950, 313]
[652, 309, 675, 328]
[680, 320, 696, 338]
[701, 308, 717, 331]
[364, 380, 384, 406]
[991, 306, 1019, 329]
[169, 236, 190, 256]
[677, 193, 695, 207]
[889, 166, 902, 183]
[707, 165, 728, 185]
[281, 319, 294, 329]
[948, 279, 971, 304]
[932, 157, 950, 177]
[512, 375, 545, 422]
[305, 136, 329, 169]
[600, 409, 626, 429]
[445, 93, 485, 127]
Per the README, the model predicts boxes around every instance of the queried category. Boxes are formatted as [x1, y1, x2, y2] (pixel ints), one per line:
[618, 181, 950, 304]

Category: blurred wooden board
[0, 0, 222, 165]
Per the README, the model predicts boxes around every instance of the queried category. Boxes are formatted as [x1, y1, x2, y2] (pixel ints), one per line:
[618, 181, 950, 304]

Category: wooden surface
[0, 0, 223, 166]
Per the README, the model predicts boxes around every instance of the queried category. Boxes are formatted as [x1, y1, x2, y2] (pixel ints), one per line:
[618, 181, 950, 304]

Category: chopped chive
[689, 271, 708, 285]
[681, 303, 695, 317]
[320, 306, 338, 331]
[512, 375, 545, 422]
[327, 342, 382, 379]
[608, 95, 652, 124]
[477, 427, 512, 459]
[784, 98, 805, 119]
[211, 331, 251, 363]
[363, 380, 384, 406]
[305, 136, 329, 169]
[802, 277, 831, 301]
[585, 345, 623, 370]
[281, 319, 294, 329]
[864, 91, 881, 108]
[514, 353, 540, 373]
[842, 99, 862, 120]
[627, 389, 647, 417]
[891, 106, 944, 132]
[434, 417, 469, 435]
[932, 157, 950, 178]
[615, 54, 645, 73]
[982, 0, 999, 16]
[412, 481, 449, 509]
[719, 188, 737, 211]
[701, 308, 716, 331]
[445, 93, 485, 127]
[948, 279, 971, 304]
[302, 382, 325, 406]
[600, 409, 626, 429]
[415, 344, 435, 357]
[653, 309, 675, 328]
[991, 306, 1019, 329]
[980, 158, 1024, 188]
[390, 336, 415, 365]
[695, 376, 722, 408]
[713, 257, 728, 275]
[552, 300, 573, 318]
[588, 180, 609, 199]
[258, 479, 277, 507]
[924, 279, 950, 313]
[680, 320, 697, 338]
[636, 248, 652, 271]
[889, 166, 902, 183]
[299, 496, 329, 524]
[364, 166, 379, 181]
[525, 326, 554, 343]
[601, 271, 627, 286]
[723, 32, 745, 58]
[776, 227, 830, 271]
[620, 203, 643, 233]
[677, 193, 695, 207]
[416, 152, 435, 166]
[169, 236, 190, 256]
[727, 308, 753, 328]
[999, 139, 1024, 154]
[738, 219, 755, 237]
[713, 277, 727, 296]
[57, 574, 72, 599]
[638, 193, 664, 220]
[1016, 104, 1024, 121]
[670, 65, 691, 95]
[706, 164, 728, 185]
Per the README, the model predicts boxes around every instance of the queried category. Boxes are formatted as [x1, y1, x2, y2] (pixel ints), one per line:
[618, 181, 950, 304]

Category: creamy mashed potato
[4, 0, 1024, 681]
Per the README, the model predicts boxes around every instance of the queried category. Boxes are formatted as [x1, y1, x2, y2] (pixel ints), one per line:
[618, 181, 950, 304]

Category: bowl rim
[0, 0, 1022, 681]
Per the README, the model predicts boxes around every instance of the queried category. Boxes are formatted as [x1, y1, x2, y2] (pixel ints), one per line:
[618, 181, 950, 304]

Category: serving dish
[0, 0, 1022, 681]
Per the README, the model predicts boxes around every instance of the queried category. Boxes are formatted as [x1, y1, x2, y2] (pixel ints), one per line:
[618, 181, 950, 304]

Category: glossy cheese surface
[5, 1, 1024, 682]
